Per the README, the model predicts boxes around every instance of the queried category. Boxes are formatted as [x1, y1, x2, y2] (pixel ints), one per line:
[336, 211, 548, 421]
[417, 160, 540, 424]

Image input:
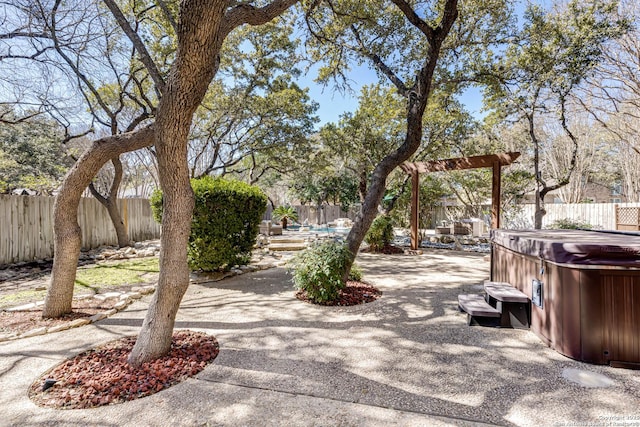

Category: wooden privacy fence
[0, 195, 161, 266]
[421, 202, 640, 230]
[512, 202, 640, 230]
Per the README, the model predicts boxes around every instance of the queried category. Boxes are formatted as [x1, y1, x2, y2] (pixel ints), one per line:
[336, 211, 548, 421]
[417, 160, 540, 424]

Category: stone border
[0, 285, 157, 343]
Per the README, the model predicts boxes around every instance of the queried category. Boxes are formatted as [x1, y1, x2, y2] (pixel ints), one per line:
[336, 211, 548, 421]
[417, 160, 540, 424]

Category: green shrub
[149, 188, 163, 223]
[348, 263, 363, 281]
[150, 176, 267, 271]
[548, 218, 594, 230]
[289, 240, 353, 303]
[364, 215, 394, 252]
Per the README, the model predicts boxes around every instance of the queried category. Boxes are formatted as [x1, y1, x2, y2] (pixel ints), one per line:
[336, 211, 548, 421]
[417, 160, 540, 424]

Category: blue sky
[296, 0, 535, 127]
[299, 64, 486, 127]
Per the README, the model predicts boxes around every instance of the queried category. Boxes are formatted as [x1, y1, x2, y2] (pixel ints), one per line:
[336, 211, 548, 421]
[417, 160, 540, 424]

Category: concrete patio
[1, 250, 639, 426]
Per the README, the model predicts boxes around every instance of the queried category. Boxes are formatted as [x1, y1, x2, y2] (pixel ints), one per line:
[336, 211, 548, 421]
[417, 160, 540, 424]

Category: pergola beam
[400, 152, 521, 174]
[401, 152, 520, 250]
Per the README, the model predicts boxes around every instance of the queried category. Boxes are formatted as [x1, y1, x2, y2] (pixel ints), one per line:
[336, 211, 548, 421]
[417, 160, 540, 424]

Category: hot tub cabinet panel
[491, 229, 640, 367]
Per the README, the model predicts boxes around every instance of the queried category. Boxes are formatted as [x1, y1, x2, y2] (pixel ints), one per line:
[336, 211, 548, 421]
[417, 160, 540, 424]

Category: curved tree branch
[44, 124, 155, 317]
[222, 0, 299, 36]
[349, 25, 409, 96]
[389, 0, 434, 39]
[156, 0, 178, 33]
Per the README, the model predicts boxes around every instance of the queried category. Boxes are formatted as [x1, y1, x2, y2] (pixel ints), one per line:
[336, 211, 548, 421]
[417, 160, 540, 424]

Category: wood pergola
[400, 152, 521, 250]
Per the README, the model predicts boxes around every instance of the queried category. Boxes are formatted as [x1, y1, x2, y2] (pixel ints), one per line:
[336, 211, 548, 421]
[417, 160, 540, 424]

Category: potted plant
[272, 205, 299, 230]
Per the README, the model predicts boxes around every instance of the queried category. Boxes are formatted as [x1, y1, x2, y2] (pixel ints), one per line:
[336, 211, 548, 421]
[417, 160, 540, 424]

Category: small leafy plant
[548, 218, 595, 230]
[289, 240, 353, 303]
[272, 205, 299, 229]
[364, 215, 394, 252]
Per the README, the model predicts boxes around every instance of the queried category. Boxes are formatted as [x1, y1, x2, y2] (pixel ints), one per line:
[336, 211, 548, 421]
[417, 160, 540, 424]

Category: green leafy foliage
[289, 240, 353, 303]
[481, 0, 629, 228]
[272, 205, 299, 228]
[189, 17, 318, 183]
[347, 263, 363, 282]
[149, 188, 163, 223]
[290, 171, 359, 213]
[365, 215, 394, 252]
[151, 176, 267, 271]
[0, 111, 72, 194]
[548, 218, 594, 230]
[387, 175, 450, 228]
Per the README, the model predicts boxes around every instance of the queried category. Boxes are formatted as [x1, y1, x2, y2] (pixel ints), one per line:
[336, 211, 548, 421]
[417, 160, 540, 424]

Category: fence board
[0, 195, 160, 266]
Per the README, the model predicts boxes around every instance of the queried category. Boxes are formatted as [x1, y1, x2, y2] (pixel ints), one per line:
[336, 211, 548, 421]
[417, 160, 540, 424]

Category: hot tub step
[484, 281, 529, 303]
[483, 281, 531, 329]
[458, 294, 501, 327]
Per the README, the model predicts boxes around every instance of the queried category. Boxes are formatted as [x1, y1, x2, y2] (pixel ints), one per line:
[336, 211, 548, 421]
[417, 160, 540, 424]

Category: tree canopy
[0, 109, 72, 194]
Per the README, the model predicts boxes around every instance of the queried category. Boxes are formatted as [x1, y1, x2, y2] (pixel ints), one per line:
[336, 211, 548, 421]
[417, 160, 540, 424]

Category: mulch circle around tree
[295, 280, 382, 306]
[29, 330, 219, 409]
[360, 244, 405, 255]
[378, 244, 405, 255]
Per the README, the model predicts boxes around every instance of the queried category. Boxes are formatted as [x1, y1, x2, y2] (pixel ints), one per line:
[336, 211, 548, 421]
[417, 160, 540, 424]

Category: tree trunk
[534, 189, 546, 229]
[343, 108, 427, 281]
[88, 157, 131, 248]
[43, 126, 155, 318]
[127, 0, 302, 365]
[106, 199, 131, 247]
[341, 0, 458, 282]
[358, 169, 368, 203]
[127, 0, 227, 366]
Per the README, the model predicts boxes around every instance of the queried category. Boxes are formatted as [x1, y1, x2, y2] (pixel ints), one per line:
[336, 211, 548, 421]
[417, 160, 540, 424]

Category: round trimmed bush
[150, 176, 267, 271]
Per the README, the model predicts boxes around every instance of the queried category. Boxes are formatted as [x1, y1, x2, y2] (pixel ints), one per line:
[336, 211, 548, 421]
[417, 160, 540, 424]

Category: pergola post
[491, 160, 501, 229]
[410, 170, 419, 250]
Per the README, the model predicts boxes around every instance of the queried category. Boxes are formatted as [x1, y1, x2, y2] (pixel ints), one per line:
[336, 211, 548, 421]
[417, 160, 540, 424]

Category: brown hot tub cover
[491, 229, 640, 267]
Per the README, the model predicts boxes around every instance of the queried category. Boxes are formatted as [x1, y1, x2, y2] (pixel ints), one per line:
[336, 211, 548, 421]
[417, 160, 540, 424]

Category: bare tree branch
[155, 0, 178, 33]
[102, 0, 166, 93]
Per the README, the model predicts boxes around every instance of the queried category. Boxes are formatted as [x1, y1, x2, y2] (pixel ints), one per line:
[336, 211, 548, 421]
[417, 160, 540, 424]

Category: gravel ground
[2, 248, 639, 427]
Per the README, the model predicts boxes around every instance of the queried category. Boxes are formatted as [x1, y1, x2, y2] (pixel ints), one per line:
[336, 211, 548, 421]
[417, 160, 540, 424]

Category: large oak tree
[37, 0, 300, 366]
[484, 0, 628, 228]
[305, 0, 515, 277]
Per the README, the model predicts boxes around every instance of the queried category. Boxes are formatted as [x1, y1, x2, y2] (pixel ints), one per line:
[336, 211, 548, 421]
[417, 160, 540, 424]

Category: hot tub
[491, 229, 640, 368]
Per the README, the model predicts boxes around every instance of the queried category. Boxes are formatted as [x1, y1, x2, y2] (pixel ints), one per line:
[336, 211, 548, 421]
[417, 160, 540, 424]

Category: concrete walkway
[1, 251, 639, 426]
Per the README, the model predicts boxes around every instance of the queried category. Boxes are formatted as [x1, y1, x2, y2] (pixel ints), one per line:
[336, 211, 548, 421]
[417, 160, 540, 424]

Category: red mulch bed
[296, 280, 382, 306]
[29, 330, 219, 409]
[378, 244, 405, 254]
[361, 244, 405, 255]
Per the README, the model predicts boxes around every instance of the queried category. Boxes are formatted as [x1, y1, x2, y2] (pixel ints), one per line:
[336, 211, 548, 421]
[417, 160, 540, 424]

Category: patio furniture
[435, 226, 450, 234]
[259, 220, 283, 236]
[451, 221, 471, 235]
